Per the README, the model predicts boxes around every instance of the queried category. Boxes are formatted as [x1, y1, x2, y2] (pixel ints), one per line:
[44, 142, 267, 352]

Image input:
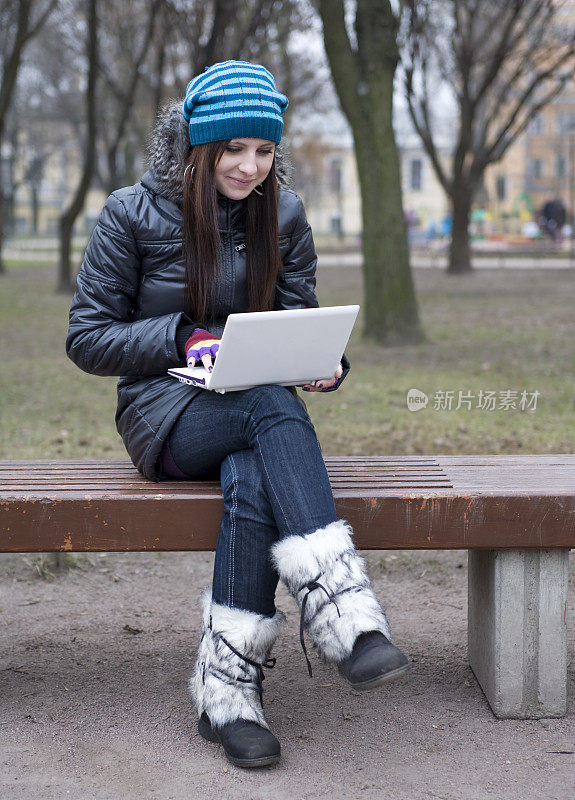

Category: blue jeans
[163, 385, 337, 616]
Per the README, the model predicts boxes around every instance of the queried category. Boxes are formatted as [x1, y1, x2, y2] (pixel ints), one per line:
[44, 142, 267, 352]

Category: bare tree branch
[317, 0, 362, 128]
[24, 0, 59, 42]
[478, 54, 574, 168]
[404, 65, 452, 192]
[108, 0, 162, 153]
[401, 0, 575, 273]
[0, 0, 60, 272]
[230, 0, 270, 59]
[58, 0, 98, 292]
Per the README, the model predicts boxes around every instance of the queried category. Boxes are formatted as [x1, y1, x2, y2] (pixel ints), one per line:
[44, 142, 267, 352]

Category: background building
[4, 66, 575, 243]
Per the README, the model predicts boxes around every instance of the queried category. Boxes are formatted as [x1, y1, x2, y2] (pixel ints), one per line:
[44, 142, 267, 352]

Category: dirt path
[1, 550, 573, 800]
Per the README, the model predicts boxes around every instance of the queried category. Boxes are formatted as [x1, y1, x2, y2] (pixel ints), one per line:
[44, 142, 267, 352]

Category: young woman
[66, 61, 409, 769]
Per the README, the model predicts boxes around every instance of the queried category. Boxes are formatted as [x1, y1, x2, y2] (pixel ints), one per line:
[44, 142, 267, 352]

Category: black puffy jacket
[66, 102, 349, 481]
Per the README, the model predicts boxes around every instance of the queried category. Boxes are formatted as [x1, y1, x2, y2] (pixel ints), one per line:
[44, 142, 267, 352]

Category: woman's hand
[300, 362, 343, 393]
[185, 329, 221, 371]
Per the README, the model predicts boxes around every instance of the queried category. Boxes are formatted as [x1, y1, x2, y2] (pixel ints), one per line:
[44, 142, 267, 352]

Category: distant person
[539, 199, 566, 243]
[66, 61, 409, 768]
[440, 213, 453, 238]
[405, 209, 419, 227]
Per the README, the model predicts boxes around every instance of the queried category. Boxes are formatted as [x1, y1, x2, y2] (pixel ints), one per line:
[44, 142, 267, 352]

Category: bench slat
[2, 494, 574, 551]
[4, 454, 574, 467]
[2, 456, 575, 552]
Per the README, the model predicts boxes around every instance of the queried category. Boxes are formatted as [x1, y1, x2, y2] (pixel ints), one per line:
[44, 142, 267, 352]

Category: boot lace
[298, 575, 341, 678]
[211, 632, 276, 706]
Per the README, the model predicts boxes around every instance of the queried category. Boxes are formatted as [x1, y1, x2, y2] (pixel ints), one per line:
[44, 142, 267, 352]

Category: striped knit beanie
[182, 61, 289, 146]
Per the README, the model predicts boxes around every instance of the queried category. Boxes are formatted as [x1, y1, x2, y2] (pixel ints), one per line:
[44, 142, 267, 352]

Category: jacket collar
[144, 100, 292, 209]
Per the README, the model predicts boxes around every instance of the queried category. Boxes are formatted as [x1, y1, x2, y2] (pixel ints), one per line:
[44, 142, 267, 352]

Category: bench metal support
[468, 548, 569, 719]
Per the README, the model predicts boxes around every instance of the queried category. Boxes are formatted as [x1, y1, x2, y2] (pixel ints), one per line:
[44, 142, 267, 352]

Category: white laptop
[167, 305, 359, 393]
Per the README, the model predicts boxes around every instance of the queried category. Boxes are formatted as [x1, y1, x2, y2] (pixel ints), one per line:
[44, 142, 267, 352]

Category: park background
[1, 2, 574, 799]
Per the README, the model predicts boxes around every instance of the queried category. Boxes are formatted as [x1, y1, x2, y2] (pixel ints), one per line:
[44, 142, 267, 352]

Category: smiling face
[214, 138, 276, 199]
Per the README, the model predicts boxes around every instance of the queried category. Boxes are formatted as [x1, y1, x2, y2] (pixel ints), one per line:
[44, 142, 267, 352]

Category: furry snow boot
[271, 520, 409, 687]
[191, 590, 284, 768]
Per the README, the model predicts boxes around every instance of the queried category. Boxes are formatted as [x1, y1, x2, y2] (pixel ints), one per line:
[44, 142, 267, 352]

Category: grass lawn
[1, 259, 573, 461]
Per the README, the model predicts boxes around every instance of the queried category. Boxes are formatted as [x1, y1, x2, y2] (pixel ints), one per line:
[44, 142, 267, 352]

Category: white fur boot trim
[271, 519, 391, 663]
[190, 589, 285, 730]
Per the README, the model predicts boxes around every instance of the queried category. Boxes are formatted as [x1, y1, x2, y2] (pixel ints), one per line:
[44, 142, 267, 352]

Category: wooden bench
[2, 455, 574, 720]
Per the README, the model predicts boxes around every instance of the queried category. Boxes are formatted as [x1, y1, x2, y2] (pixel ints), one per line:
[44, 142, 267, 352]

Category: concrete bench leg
[468, 548, 569, 719]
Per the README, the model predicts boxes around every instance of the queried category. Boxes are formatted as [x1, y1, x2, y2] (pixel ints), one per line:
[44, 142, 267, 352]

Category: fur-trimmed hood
[145, 100, 292, 207]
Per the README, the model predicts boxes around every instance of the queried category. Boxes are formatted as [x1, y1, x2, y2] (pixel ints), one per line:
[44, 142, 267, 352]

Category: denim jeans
[163, 384, 337, 616]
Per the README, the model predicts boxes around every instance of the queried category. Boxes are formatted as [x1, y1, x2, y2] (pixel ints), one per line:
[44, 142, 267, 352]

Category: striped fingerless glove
[184, 329, 221, 367]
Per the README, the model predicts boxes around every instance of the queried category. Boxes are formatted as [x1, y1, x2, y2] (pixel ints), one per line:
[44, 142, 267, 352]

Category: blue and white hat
[182, 60, 289, 146]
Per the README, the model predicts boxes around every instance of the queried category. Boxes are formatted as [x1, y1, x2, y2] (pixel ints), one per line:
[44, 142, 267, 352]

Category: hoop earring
[184, 164, 195, 180]
[253, 183, 264, 196]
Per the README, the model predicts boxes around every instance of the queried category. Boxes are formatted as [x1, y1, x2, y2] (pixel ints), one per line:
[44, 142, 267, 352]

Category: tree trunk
[152, 34, 166, 120]
[0, 1, 32, 277]
[103, 0, 160, 196]
[57, 0, 98, 293]
[0, 191, 6, 275]
[31, 185, 39, 234]
[106, 147, 119, 196]
[58, 214, 74, 292]
[318, 0, 424, 345]
[123, 139, 136, 187]
[448, 184, 473, 274]
[354, 121, 422, 343]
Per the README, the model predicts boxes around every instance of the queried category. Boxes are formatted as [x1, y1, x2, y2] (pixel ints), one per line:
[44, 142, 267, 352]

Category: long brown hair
[182, 141, 283, 325]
